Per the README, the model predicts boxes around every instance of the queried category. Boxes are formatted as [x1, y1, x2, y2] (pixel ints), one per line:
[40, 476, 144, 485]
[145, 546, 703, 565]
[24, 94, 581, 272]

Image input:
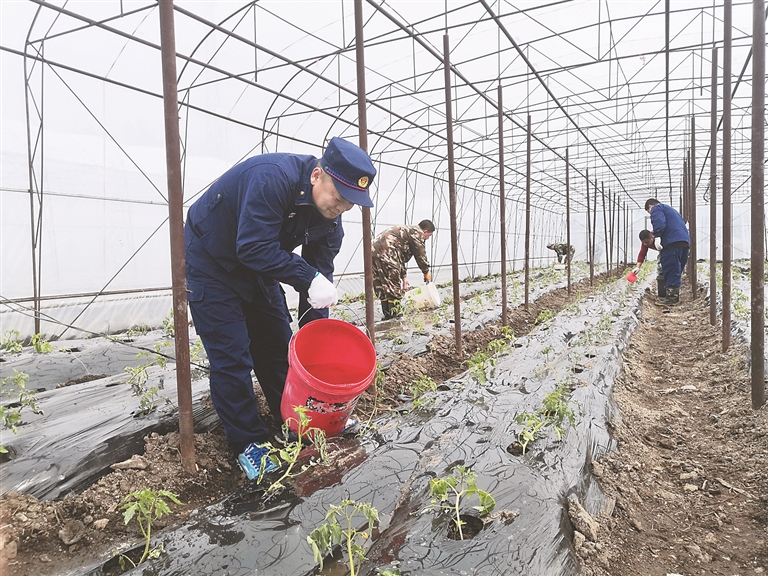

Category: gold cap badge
[358, 176, 369, 188]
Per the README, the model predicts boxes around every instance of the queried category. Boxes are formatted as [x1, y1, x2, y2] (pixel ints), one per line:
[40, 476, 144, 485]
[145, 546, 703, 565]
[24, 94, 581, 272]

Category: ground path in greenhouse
[579, 284, 768, 576]
[1, 272, 766, 575]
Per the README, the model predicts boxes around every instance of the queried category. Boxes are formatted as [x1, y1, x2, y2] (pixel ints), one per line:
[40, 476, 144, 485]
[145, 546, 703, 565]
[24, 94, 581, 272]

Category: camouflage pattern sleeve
[406, 226, 430, 275]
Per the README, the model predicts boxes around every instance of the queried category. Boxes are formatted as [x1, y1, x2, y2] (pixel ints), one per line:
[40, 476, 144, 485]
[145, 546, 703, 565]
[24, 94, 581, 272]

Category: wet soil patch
[446, 514, 484, 540]
[57, 374, 110, 388]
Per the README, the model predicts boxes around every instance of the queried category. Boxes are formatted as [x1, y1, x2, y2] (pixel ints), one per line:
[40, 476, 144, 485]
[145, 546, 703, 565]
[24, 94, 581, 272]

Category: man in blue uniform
[632, 229, 665, 298]
[645, 198, 690, 305]
[184, 137, 376, 479]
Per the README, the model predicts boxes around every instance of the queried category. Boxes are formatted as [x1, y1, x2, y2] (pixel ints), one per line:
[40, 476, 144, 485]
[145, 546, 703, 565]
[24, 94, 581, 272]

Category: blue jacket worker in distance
[645, 198, 690, 306]
[184, 137, 376, 480]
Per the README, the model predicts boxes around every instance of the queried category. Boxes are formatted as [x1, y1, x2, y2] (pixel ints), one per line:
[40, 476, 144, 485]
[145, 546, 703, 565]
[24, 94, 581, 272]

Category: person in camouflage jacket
[372, 219, 435, 319]
[546, 242, 575, 264]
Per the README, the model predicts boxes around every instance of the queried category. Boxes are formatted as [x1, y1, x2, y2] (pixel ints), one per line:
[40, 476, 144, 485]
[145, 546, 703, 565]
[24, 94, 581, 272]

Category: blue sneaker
[237, 442, 277, 481]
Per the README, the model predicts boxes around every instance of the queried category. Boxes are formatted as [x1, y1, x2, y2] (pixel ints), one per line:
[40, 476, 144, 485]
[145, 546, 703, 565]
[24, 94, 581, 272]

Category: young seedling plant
[31, 333, 54, 354]
[1, 330, 23, 354]
[260, 406, 329, 492]
[307, 499, 379, 576]
[465, 350, 492, 383]
[0, 370, 42, 453]
[408, 374, 437, 412]
[465, 330, 513, 384]
[515, 384, 576, 454]
[426, 465, 496, 540]
[125, 342, 174, 415]
[118, 488, 182, 569]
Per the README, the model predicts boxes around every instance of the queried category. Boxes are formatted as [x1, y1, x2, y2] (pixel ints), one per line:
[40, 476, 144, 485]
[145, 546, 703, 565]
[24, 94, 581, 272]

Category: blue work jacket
[649, 203, 690, 246]
[184, 153, 343, 312]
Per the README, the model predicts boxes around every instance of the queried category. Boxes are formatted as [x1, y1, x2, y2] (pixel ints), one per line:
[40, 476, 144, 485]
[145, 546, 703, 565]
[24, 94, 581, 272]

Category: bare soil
[577, 284, 768, 576]
[2, 271, 766, 576]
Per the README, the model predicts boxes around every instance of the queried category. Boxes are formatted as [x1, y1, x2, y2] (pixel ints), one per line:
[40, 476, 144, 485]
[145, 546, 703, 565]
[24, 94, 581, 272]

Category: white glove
[632, 267, 640, 275]
[655, 237, 663, 251]
[308, 272, 338, 309]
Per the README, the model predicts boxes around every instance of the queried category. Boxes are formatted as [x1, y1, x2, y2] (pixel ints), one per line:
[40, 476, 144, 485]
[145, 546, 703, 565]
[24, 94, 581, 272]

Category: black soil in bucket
[447, 514, 484, 540]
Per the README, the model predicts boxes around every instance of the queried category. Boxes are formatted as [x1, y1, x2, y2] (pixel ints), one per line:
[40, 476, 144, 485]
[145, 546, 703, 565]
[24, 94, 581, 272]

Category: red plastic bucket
[281, 319, 376, 437]
[626, 271, 638, 283]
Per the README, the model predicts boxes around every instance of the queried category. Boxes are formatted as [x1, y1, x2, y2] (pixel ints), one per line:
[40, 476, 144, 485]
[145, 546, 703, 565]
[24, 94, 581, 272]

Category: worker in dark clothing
[372, 220, 434, 319]
[184, 137, 375, 479]
[645, 198, 690, 305]
[633, 229, 665, 297]
[546, 242, 575, 264]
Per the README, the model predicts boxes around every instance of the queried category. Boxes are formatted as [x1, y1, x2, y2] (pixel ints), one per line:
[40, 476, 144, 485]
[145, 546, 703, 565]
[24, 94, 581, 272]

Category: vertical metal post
[353, 0, 375, 345]
[681, 158, 688, 223]
[601, 183, 609, 272]
[683, 156, 688, 227]
[681, 158, 686, 223]
[591, 177, 597, 283]
[723, 0, 733, 351]
[586, 168, 593, 285]
[23, 43, 43, 335]
[690, 117, 698, 297]
[498, 85, 508, 326]
[611, 190, 617, 273]
[443, 34, 462, 356]
[686, 150, 693, 283]
[709, 47, 718, 325]
[566, 147, 571, 293]
[525, 114, 531, 308]
[623, 201, 628, 267]
[158, 0, 195, 474]
[750, 0, 765, 408]
[665, 0, 673, 199]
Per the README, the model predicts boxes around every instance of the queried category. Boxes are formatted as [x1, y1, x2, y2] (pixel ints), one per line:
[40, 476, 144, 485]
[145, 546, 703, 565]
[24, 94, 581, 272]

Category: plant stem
[346, 513, 356, 576]
[267, 443, 299, 492]
[139, 515, 151, 564]
[454, 487, 464, 540]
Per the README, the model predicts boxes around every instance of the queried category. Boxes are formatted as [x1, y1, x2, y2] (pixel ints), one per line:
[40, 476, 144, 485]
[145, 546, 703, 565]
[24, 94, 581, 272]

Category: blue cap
[320, 137, 376, 208]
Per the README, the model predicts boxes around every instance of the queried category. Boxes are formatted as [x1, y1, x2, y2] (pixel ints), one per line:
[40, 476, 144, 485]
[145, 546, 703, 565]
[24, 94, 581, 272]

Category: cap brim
[335, 180, 374, 208]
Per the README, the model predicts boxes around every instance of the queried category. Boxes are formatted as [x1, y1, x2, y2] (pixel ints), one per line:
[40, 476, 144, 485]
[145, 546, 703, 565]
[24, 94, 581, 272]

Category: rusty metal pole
[498, 84, 508, 326]
[686, 150, 694, 284]
[665, 0, 673, 201]
[443, 34, 462, 356]
[566, 147, 571, 293]
[611, 190, 617, 274]
[601, 183, 609, 273]
[353, 0, 375, 345]
[681, 156, 688, 223]
[158, 0, 195, 474]
[750, 0, 765, 408]
[709, 47, 718, 326]
[690, 117, 698, 298]
[723, 0, 733, 351]
[525, 114, 531, 308]
[684, 156, 689, 226]
[590, 180, 597, 276]
[586, 168, 593, 285]
[624, 202, 629, 268]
